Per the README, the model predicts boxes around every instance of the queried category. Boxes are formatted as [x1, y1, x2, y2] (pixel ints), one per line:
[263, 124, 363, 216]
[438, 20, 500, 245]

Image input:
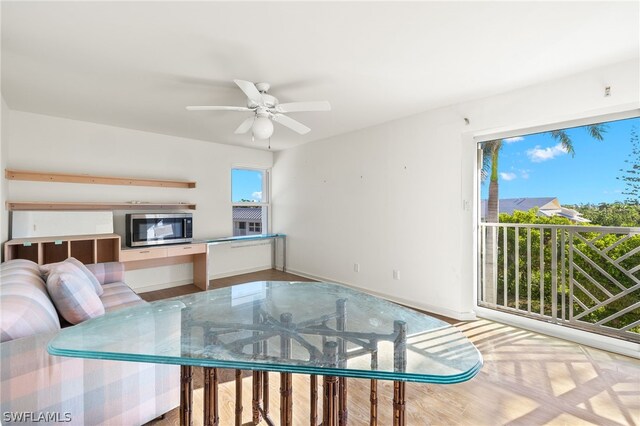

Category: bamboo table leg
[180, 365, 193, 426]
[310, 375, 318, 426]
[322, 341, 339, 426]
[392, 321, 407, 426]
[370, 379, 378, 426]
[323, 375, 339, 426]
[252, 303, 263, 425]
[235, 369, 243, 426]
[336, 299, 348, 425]
[370, 349, 378, 426]
[252, 371, 262, 424]
[263, 371, 270, 418]
[393, 381, 406, 426]
[204, 367, 219, 426]
[280, 313, 293, 426]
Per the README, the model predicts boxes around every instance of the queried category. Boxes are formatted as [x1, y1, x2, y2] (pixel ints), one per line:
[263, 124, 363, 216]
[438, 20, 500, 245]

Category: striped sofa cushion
[40, 257, 103, 296]
[1, 258, 43, 277]
[100, 281, 146, 312]
[85, 262, 125, 286]
[0, 260, 61, 343]
[46, 272, 105, 325]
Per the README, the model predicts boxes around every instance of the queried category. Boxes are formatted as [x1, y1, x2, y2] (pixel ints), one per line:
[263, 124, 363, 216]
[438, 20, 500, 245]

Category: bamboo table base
[179, 366, 406, 426]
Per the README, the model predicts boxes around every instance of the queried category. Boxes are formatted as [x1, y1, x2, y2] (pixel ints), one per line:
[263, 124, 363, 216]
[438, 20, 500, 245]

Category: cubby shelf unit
[4, 234, 121, 265]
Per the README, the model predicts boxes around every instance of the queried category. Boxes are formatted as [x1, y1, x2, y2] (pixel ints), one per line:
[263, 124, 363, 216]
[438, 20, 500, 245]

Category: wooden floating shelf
[6, 201, 197, 211]
[5, 169, 196, 189]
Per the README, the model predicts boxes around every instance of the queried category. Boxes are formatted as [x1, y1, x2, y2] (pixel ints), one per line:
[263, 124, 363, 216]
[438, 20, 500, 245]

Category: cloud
[520, 169, 530, 179]
[500, 172, 517, 181]
[504, 136, 524, 143]
[251, 191, 262, 201]
[526, 143, 568, 162]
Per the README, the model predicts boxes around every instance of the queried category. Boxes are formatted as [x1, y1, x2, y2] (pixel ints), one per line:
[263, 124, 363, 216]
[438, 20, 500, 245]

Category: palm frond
[550, 130, 575, 156]
[587, 124, 607, 141]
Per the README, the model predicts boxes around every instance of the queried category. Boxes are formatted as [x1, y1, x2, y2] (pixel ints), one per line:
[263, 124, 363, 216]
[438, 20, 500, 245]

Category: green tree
[568, 202, 640, 227]
[617, 126, 640, 204]
[494, 209, 639, 334]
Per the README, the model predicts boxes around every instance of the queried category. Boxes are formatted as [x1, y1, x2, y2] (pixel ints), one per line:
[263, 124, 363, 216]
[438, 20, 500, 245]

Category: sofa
[0, 259, 179, 425]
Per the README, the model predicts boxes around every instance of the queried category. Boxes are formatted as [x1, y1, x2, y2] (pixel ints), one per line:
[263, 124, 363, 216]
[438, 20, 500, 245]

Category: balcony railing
[479, 223, 640, 343]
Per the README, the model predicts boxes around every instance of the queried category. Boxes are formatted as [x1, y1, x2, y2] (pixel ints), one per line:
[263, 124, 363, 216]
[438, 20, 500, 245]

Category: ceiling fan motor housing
[248, 93, 278, 109]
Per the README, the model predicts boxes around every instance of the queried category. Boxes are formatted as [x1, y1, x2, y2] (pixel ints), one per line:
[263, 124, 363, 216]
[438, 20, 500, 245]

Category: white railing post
[551, 228, 558, 321]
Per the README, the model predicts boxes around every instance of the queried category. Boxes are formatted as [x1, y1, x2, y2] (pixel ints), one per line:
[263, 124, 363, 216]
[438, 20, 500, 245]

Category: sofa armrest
[84, 262, 125, 285]
[1, 331, 179, 425]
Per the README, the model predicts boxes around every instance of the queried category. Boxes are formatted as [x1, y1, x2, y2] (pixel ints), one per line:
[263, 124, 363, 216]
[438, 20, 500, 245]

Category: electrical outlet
[393, 270, 400, 280]
[354, 263, 360, 273]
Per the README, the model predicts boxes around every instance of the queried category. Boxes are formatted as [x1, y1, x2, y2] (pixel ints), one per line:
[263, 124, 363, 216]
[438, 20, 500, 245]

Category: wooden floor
[142, 270, 640, 425]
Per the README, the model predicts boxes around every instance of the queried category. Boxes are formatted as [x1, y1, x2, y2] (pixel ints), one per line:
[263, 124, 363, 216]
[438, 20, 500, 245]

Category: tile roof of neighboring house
[482, 197, 558, 217]
[232, 206, 262, 221]
[481, 197, 590, 223]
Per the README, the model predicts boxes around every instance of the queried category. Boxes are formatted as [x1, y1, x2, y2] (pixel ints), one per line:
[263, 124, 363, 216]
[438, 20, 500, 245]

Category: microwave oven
[125, 213, 193, 247]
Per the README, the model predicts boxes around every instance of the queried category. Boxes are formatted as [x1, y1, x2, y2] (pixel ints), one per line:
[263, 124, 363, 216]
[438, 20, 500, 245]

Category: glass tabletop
[48, 281, 482, 384]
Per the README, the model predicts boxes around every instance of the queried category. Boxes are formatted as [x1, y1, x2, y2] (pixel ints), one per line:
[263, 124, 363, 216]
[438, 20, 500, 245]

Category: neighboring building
[481, 197, 590, 223]
[232, 206, 263, 236]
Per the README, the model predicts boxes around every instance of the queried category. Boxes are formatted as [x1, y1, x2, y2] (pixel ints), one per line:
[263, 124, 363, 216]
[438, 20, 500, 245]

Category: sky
[231, 168, 264, 203]
[480, 116, 639, 205]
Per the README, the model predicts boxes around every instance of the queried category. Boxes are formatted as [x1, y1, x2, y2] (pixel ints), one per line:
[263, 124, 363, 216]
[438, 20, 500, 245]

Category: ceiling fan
[186, 79, 331, 140]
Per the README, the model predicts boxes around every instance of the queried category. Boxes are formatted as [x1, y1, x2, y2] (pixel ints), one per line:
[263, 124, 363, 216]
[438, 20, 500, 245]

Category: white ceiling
[2, 1, 638, 151]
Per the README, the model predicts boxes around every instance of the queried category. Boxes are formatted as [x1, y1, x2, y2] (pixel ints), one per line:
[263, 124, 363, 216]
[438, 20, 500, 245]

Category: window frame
[231, 167, 271, 236]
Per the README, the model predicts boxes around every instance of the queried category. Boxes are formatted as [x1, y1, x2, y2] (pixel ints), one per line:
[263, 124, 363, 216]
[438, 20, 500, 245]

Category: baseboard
[286, 268, 477, 321]
[209, 265, 273, 280]
[135, 278, 194, 293]
[475, 306, 640, 359]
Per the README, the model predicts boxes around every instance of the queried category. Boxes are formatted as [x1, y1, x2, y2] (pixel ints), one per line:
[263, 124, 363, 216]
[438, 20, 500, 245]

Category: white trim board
[475, 306, 640, 359]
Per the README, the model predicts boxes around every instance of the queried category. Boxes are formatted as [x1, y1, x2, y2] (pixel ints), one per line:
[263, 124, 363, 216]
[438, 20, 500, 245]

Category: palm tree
[480, 124, 606, 304]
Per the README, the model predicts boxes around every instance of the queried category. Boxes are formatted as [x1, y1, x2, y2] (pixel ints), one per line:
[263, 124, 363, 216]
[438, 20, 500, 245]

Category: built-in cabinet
[120, 243, 209, 290]
[4, 234, 121, 265]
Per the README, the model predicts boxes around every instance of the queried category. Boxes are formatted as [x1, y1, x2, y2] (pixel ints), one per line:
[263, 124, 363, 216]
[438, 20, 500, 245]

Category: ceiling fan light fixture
[252, 116, 274, 140]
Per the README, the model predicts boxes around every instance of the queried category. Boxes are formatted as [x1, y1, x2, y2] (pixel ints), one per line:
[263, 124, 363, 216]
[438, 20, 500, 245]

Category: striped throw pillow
[46, 272, 105, 324]
[41, 257, 103, 296]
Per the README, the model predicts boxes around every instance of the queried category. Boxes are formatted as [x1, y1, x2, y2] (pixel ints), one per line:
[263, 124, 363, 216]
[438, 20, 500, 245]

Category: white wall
[272, 59, 640, 320]
[1, 96, 9, 246]
[5, 110, 274, 291]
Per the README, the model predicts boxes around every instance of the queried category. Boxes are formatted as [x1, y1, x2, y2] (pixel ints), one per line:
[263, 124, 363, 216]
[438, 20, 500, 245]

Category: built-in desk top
[48, 281, 482, 384]
[196, 233, 286, 245]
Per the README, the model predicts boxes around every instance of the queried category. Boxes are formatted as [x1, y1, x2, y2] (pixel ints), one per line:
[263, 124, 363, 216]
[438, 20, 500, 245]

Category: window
[476, 114, 640, 340]
[231, 168, 269, 236]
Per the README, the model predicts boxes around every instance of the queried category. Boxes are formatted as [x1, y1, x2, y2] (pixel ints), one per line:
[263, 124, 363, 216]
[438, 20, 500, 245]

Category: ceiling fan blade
[234, 116, 255, 134]
[234, 79, 264, 105]
[272, 114, 311, 135]
[186, 106, 252, 112]
[275, 101, 331, 113]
